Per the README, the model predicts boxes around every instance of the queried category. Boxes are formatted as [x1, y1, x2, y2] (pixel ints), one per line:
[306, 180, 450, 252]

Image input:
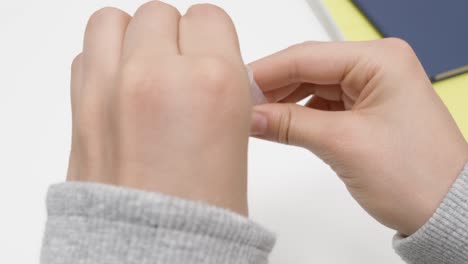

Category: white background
[0, 0, 403, 263]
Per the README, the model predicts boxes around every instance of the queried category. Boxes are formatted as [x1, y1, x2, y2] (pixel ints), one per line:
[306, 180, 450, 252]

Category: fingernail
[250, 111, 268, 136]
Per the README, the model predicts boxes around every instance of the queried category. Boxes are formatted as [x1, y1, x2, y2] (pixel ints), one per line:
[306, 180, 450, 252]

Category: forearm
[394, 163, 468, 263]
[41, 165, 468, 264]
[41, 183, 275, 264]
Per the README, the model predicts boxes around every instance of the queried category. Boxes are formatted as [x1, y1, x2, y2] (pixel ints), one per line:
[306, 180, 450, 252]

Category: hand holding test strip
[248, 40, 468, 236]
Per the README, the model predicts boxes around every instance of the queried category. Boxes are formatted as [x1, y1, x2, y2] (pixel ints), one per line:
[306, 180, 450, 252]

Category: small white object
[246, 66, 268, 105]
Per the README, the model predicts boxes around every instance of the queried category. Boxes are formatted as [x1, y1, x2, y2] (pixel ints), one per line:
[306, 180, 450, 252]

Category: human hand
[250, 39, 468, 235]
[67, 1, 251, 215]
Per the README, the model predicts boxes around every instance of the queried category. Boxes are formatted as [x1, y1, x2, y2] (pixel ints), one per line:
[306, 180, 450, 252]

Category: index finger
[249, 41, 369, 92]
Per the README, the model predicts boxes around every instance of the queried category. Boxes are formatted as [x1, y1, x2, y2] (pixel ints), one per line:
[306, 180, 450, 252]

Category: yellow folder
[322, 0, 468, 139]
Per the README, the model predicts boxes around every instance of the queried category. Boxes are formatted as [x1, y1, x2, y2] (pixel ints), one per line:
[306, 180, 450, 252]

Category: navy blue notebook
[352, 0, 468, 81]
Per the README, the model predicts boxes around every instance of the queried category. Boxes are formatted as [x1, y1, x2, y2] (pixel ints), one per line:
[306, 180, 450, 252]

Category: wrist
[401, 147, 468, 236]
[115, 162, 249, 216]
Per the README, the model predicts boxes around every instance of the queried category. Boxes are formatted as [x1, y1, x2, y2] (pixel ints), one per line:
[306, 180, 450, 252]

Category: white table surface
[0, 0, 403, 263]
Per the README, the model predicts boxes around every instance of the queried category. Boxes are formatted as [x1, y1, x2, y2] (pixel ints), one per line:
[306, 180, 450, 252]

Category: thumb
[251, 103, 349, 152]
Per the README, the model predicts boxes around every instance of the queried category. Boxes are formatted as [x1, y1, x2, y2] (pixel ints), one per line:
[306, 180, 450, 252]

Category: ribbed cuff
[393, 163, 468, 263]
[41, 182, 275, 264]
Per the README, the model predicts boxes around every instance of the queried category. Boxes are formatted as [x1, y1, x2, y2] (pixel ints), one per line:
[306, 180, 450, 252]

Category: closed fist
[67, 1, 252, 215]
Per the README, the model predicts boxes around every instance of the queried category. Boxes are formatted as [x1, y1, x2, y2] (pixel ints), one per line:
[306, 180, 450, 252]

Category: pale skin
[69, 0, 468, 238]
[250, 40, 468, 235]
[68, 1, 251, 215]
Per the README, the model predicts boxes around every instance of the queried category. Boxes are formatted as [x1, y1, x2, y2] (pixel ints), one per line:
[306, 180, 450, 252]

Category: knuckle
[277, 104, 293, 144]
[288, 41, 322, 53]
[377, 38, 425, 77]
[86, 7, 127, 31]
[117, 61, 169, 107]
[191, 58, 250, 117]
[135, 1, 180, 17]
[382, 37, 412, 51]
[194, 57, 236, 96]
[186, 4, 230, 20]
[292, 41, 317, 49]
[284, 41, 319, 83]
[380, 38, 417, 61]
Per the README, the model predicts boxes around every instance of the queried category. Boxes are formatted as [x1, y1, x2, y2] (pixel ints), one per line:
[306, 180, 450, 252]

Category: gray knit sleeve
[393, 163, 468, 263]
[40, 182, 275, 264]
